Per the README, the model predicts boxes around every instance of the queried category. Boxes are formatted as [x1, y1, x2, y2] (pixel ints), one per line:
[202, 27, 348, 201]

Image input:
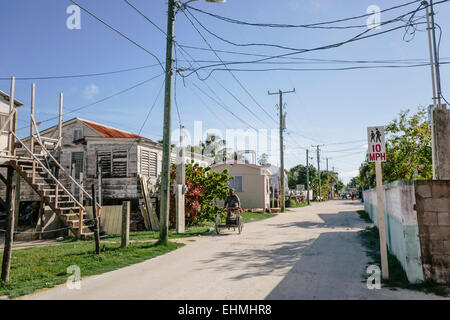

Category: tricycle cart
[215, 208, 243, 234]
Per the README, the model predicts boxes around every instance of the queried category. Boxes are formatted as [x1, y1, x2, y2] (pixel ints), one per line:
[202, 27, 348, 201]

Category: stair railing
[10, 131, 85, 211]
[30, 134, 102, 213]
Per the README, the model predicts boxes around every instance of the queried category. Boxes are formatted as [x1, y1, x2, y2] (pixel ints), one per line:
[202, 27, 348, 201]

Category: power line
[180, 7, 279, 125]
[0, 63, 162, 81]
[184, 22, 427, 78]
[122, 0, 167, 35]
[120, 0, 277, 129]
[184, 3, 429, 53]
[138, 79, 165, 135]
[176, 57, 450, 66]
[69, 0, 165, 72]
[195, 62, 450, 78]
[16, 73, 164, 132]
[186, 0, 422, 29]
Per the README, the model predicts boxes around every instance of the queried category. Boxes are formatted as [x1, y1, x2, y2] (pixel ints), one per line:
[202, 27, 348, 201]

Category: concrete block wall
[363, 181, 424, 284]
[414, 180, 450, 285]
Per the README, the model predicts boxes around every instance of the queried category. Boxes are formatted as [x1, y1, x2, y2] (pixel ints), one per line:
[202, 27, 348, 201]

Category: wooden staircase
[10, 159, 94, 238]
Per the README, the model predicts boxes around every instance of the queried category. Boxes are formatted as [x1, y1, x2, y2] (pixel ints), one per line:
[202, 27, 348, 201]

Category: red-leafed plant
[170, 162, 230, 226]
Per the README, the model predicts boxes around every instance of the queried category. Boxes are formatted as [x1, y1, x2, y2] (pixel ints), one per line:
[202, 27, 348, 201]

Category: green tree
[358, 107, 432, 188]
[383, 107, 432, 181]
[170, 162, 230, 225]
[288, 164, 317, 189]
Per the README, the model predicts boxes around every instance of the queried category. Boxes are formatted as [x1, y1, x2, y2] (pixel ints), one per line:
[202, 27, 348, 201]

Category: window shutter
[141, 149, 157, 177]
[97, 151, 112, 178]
[112, 150, 127, 177]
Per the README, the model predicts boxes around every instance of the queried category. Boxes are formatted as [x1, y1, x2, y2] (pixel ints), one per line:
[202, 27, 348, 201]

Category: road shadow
[268, 211, 369, 230]
[197, 209, 371, 288]
[197, 238, 316, 281]
[265, 230, 370, 300]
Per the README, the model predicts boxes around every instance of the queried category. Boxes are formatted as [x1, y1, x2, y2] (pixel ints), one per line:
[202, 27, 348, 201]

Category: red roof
[79, 119, 152, 141]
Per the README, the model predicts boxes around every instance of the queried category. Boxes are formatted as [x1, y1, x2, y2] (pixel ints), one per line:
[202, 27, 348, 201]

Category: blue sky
[1, 0, 449, 183]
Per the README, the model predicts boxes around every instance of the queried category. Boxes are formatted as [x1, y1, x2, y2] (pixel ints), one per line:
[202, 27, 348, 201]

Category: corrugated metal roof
[0, 89, 23, 107]
[79, 119, 152, 141]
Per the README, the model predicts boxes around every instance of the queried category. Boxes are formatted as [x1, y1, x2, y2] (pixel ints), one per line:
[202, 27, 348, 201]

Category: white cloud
[83, 84, 99, 100]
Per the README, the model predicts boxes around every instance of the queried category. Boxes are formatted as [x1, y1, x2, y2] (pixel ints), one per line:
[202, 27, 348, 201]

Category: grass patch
[359, 226, 448, 297]
[285, 200, 310, 209]
[104, 225, 214, 242]
[357, 210, 372, 223]
[241, 211, 277, 223]
[0, 240, 182, 298]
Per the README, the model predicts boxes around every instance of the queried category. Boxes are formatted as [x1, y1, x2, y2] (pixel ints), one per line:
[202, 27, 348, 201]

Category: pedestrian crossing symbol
[367, 126, 386, 162]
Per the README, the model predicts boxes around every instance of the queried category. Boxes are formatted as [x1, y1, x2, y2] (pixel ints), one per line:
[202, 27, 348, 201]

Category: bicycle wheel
[238, 216, 243, 234]
[215, 215, 221, 234]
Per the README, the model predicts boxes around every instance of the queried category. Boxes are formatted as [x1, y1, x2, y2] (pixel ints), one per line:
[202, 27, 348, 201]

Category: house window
[97, 150, 128, 178]
[73, 129, 84, 141]
[229, 176, 243, 192]
[0, 114, 9, 134]
[112, 150, 128, 177]
[140, 149, 157, 177]
[71, 152, 84, 179]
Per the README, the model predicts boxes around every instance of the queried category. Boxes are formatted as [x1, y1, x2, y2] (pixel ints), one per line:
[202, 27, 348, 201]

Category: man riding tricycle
[215, 189, 244, 234]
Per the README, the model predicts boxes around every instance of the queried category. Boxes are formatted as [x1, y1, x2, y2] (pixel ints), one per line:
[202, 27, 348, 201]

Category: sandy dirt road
[21, 200, 447, 300]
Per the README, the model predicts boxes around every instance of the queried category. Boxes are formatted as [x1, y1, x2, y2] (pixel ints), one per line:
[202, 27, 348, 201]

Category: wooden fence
[86, 205, 122, 235]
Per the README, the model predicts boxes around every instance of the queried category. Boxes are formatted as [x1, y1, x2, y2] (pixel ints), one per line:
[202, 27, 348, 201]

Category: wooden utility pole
[312, 145, 324, 201]
[306, 149, 310, 205]
[121, 201, 130, 248]
[159, 0, 176, 245]
[91, 184, 100, 254]
[1, 168, 17, 282]
[268, 88, 295, 212]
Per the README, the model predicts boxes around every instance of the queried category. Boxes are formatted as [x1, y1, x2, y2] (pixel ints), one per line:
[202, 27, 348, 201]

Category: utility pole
[312, 145, 324, 201]
[159, 0, 176, 245]
[306, 149, 310, 205]
[429, 0, 443, 109]
[160, 0, 225, 243]
[423, 0, 444, 180]
[268, 88, 295, 212]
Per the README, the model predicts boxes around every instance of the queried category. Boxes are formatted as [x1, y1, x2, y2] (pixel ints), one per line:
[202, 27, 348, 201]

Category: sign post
[367, 126, 389, 280]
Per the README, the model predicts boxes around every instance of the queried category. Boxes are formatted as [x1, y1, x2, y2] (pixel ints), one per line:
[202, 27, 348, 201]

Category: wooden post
[54, 184, 59, 209]
[1, 167, 17, 282]
[71, 162, 75, 196]
[14, 171, 20, 229]
[36, 201, 45, 240]
[79, 172, 84, 204]
[375, 161, 389, 280]
[121, 201, 130, 248]
[7, 77, 15, 155]
[77, 208, 83, 239]
[31, 84, 36, 184]
[58, 93, 63, 149]
[98, 166, 102, 206]
[91, 184, 100, 254]
[176, 185, 185, 233]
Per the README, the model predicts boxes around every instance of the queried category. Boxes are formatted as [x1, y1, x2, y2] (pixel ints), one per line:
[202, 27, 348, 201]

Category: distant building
[0, 90, 23, 157]
[262, 164, 289, 198]
[211, 161, 271, 212]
